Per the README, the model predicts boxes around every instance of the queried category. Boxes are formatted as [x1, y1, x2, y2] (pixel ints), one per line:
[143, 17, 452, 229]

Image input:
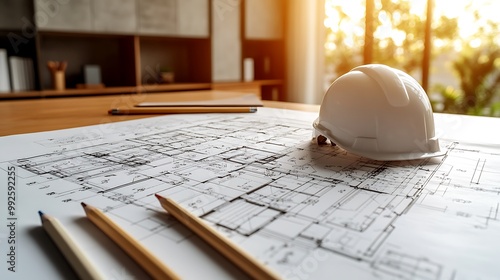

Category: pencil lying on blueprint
[38, 211, 105, 280]
[108, 107, 257, 115]
[154, 194, 281, 280]
[81, 202, 180, 280]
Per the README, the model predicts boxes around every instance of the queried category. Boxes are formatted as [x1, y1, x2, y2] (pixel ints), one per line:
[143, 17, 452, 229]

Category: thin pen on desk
[81, 202, 180, 280]
[155, 194, 282, 280]
[108, 106, 257, 115]
[39, 211, 105, 280]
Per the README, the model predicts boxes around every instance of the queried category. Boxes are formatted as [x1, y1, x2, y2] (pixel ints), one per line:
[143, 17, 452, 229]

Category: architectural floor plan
[1, 108, 499, 279]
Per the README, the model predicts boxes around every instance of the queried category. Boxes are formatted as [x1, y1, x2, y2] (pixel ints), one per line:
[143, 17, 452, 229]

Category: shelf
[0, 86, 138, 99]
[0, 83, 211, 99]
[0, 91, 43, 99]
[0, 81, 282, 100]
[139, 83, 211, 93]
[254, 79, 283, 86]
[242, 40, 285, 81]
[41, 86, 138, 97]
[139, 36, 211, 84]
[38, 33, 137, 90]
[212, 80, 283, 100]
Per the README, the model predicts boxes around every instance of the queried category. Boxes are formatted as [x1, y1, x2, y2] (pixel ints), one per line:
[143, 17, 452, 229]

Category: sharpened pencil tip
[38, 210, 45, 223]
[154, 193, 162, 200]
[81, 202, 87, 207]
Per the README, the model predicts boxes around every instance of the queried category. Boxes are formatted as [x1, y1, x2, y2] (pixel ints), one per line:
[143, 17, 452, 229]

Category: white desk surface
[0, 108, 499, 280]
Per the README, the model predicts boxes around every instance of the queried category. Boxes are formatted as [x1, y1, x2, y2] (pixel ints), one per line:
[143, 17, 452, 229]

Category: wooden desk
[2, 89, 500, 280]
[0, 90, 319, 136]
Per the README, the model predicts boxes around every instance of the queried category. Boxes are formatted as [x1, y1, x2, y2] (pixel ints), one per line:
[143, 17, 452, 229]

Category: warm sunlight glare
[436, 0, 500, 40]
[324, 0, 364, 50]
[325, 0, 500, 51]
[435, 0, 500, 49]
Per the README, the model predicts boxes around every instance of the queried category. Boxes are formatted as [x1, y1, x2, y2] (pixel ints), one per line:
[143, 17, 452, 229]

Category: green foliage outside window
[325, 0, 500, 117]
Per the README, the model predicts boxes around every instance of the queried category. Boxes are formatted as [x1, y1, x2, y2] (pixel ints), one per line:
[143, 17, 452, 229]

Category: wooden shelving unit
[37, 32, 138, 89]
[138, 36, 212, 85]
[0, 80, 280, 99]
[139, 83, 212, 93]
[0, 0, 287, 100]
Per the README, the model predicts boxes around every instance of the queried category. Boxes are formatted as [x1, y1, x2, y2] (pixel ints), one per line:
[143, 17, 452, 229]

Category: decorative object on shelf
[77, 65, 104, 89]
[8, 55, 35, 92]
[243, 58, 254, 82]
[159, 66, 175, 84]
[0, 49, 11, 93]
[47, 60, 67, 91]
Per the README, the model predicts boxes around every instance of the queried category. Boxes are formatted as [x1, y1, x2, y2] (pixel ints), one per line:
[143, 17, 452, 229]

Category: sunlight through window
[324, 0, 500, 117]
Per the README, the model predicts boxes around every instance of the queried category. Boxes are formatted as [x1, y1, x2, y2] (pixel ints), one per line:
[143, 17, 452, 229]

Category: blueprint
[1, 108, 500, 279]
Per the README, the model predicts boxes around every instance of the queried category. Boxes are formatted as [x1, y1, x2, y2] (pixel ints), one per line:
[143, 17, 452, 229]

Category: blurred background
[1, 0, 499, 117]
[324, 0, 500, 117]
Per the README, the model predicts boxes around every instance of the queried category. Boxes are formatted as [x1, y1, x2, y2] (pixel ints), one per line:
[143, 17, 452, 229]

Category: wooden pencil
[154, 194, 281, 280]
[108, 106, 257, 115]
[81, 202, 180, 280]
[39, 211, 105, 280]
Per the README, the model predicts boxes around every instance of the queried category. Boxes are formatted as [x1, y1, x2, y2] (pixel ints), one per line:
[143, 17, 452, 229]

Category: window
[324, 0, 500, 117]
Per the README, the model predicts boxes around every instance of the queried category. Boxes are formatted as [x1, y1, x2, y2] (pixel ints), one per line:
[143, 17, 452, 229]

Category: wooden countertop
[0, 90, 319, 136]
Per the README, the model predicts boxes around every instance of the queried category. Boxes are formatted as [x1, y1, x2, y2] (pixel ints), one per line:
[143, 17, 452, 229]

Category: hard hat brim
[313, 119, 446, 161]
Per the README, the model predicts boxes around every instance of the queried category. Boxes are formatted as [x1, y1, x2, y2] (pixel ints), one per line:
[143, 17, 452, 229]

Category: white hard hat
[313, 64, 444, 161]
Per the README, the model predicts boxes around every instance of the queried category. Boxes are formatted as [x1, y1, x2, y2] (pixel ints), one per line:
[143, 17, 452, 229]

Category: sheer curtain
[286, 0, 325, 104]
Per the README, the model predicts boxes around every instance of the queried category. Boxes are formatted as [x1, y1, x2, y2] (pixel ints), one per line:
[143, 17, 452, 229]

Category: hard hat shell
[313, 64, 444, 161]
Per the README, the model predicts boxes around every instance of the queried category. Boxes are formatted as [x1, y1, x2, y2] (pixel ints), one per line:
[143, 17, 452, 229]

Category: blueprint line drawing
[1, 110, 500, 279]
